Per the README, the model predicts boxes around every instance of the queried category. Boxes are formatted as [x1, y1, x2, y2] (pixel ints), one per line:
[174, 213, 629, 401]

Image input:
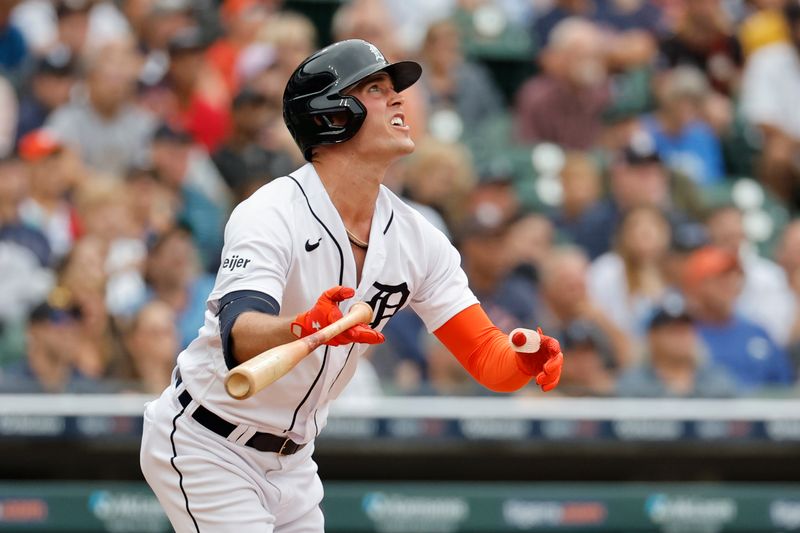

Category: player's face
[346, 73, 415, 159]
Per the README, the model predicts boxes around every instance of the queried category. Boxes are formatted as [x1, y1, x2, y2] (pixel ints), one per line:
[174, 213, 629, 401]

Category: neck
[690, 303, 727, 324]
[657, 110, 684, 136]
[90, 95, 121, 120]
[228, 129, 255, 149]
[313, 155, 385, 229]
[653, 357, 696, 393]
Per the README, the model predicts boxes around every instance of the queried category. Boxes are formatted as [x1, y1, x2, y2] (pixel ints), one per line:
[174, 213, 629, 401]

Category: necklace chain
[345, 227, 369, 249]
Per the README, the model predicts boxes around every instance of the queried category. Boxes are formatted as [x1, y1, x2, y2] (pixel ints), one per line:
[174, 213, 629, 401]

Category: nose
[388, 90, 404, 107]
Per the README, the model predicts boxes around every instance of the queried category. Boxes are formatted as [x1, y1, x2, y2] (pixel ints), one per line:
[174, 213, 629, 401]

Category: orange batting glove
[512, 327, 563, 392]
[291, 286, 385, 346]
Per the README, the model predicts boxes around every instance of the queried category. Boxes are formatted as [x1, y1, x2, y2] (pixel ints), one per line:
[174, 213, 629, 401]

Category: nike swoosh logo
[305, 238, 322, 252]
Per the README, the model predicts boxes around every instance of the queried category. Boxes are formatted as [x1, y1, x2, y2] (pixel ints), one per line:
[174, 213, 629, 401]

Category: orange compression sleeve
[433, 304, 534, 393]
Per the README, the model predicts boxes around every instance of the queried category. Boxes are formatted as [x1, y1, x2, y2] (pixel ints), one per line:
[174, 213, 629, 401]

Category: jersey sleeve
[207, 200, 293, 314]
[410, 224, 478, 332]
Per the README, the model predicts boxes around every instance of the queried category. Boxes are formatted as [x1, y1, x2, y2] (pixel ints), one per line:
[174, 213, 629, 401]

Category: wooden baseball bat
[225, 302, 374, 400]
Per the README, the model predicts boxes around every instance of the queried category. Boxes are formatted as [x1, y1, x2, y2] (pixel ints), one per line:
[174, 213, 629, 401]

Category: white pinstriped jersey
[175, 163, 478, 444]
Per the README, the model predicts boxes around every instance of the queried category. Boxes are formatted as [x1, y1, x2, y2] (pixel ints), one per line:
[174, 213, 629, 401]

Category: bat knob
[225, 372, 254, 400]
[509, 327, 541, 353]
[511, 331, 527, 347]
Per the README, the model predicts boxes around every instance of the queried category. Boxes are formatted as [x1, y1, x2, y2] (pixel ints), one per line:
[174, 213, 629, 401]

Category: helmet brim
[381, 60, 422, 93]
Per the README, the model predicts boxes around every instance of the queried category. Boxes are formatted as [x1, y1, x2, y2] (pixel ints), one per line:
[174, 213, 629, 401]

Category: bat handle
[224, 302, 373, 400]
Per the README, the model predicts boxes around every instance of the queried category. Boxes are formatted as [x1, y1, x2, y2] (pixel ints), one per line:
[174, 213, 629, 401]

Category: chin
[399, 138, 416, 154]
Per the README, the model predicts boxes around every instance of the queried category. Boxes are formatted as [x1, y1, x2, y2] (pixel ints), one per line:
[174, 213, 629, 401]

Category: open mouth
[390, 113, 408, 129]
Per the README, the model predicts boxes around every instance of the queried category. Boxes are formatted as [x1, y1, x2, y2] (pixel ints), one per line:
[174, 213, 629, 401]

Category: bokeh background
[1, 0, 800, 531]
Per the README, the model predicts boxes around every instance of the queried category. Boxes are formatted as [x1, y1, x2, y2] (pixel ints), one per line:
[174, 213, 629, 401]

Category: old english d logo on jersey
[366, 281, 410, 328]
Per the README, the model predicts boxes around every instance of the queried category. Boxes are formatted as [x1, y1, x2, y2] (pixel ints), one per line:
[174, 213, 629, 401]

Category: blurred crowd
[1, 0, 800, 399]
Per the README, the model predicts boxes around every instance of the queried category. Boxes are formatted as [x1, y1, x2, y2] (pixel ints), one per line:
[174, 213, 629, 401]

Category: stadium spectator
[588, 205, 672, 341]
[57, 237, 128, 381]
[126, 0, 195, 88]
[150, 124, 228, 269]
[641, 66, 725, 186]
[15, 48, 77, 143]
[741, 2, 800, 205]
[659, 0, 741, 95]
[17, 129, 80, 261]
[0, 301, 102, 393]
[120, 300, 179, 394]
[505, 212, 555, 286]
[563, 134, 700, 259]
[212, 88, 294, 203]
[705, 204, 795, 346]
[0, 157, 54, 365]
[514, 17, 611, 150]
[53, 0, 92, 57]
[738, 0, 790, 60]
[555, 320, 616, 397]
[0, 1, 28, 80]
[536, 246, 632, 368]
[46, 40, 156, 176]
[616, 295, 739, 397]
[418, 20, 504, 140]
[459, 213, 536, 333]
[552, 151, 604, 248]
[683, 246, 794, 391]
[0, 155, 51, 267]
[255, 10, 317, 89]
[398, 138, 476, 233]
[143, 226, 215, 349]
[124, 165, 179, 244]
[206, 0, 270, 96]
[12, 0, 131, 59]
[74, 179, 148, 317]
[663, 220, 709, 289]
[163, 27, 230, 152]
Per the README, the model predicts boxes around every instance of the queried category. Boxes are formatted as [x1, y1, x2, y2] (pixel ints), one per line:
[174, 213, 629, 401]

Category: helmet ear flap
[295, 94, 367, 160]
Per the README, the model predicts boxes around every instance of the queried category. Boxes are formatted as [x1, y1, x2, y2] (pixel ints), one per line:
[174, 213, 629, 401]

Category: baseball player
[140, 39, 564, 532]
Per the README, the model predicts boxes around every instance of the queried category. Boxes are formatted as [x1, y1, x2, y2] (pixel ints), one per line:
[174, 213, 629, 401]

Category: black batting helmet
[283, 39, 422, 161]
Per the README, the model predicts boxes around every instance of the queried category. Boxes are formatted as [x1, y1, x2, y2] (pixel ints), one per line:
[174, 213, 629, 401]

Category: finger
[543, 352, 563, 375]
[541, 375, 560, 392]
[537, 371, 559, 387]
[348, 324, 385, 344]
[323, 286, 355, 302]
[511, 331, 527, 347]
[540, 335, 562, 356]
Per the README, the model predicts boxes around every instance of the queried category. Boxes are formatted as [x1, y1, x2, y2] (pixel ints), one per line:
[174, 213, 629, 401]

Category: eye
[368, 84, 381, 92]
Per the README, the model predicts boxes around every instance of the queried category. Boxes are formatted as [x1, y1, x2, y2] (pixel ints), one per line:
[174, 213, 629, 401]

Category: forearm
[229, 312, 296, 364]
[434, 304, 533, 393]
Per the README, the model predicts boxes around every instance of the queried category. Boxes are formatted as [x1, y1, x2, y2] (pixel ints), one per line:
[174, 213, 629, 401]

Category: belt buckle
[278, 437, 293, 455]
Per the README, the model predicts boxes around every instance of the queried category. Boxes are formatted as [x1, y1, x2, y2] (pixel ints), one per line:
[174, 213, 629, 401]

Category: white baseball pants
[140, 385, 324, 533]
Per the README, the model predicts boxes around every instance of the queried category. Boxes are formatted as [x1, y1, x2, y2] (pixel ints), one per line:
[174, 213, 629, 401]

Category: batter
[140, 39, 564, 532]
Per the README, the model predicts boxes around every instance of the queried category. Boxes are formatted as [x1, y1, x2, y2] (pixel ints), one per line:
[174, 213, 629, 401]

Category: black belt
[175, 379, 305, 456]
